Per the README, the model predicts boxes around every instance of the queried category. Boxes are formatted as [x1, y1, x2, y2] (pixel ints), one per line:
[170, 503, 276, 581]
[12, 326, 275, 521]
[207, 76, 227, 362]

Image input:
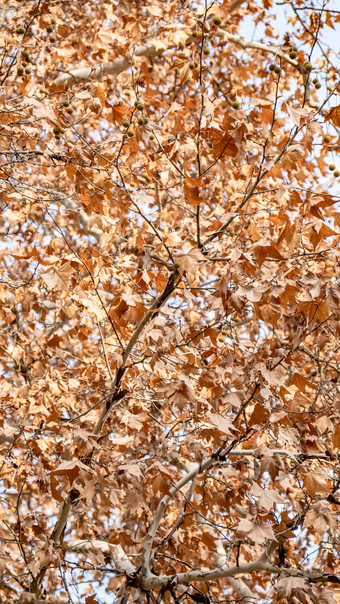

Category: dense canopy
[0, 0, 340, 602]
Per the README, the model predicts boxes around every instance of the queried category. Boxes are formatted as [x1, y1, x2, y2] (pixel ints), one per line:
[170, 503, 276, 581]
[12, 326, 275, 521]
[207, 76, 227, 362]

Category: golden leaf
[324, 105, 340, 127]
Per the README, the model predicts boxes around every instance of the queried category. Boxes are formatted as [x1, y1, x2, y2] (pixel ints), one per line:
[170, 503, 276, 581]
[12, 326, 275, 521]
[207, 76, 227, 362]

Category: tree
[1, 0, 340, 601]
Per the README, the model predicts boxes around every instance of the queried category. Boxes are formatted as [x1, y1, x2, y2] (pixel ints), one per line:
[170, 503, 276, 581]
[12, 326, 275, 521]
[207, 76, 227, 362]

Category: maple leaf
[324, 105, 340, 127]
[250, 239, 284, 267]
[24, 96, 59, 125]
[285, 103, 307, 127]
[118, 463, 142, 479]
[303, 468, 330, 498]
[52, 460, 89, 484]
[318, 589, 338, 604]
[176, 248, 204, 283]
[158, 377, 195, 410]
[85, 596, 100, 604]
[303, 500, 337, 536]
[259, 449, 284, 481]
[121, 411, 144, 431]
[236, 517, 275, 544]
[41, 262, 75, 291]
[184, 178, 202, 206]
[205, 412, 233, 435]
[111, 103, 130, 125]
[277, 577, 310, 601]
[249, 482, 284, 511]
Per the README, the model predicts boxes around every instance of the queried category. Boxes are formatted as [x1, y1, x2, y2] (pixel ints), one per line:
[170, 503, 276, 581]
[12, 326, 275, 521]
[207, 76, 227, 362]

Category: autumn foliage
[1, 0, 340, 602]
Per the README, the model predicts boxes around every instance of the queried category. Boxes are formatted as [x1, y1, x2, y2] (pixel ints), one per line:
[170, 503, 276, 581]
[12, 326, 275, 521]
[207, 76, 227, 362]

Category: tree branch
[65, 539, 136, 575]
[226, 577, 258, 604]
[141, 437, 245, 581]
[53, 44, 167, 87]
[52, 33, 305, 87]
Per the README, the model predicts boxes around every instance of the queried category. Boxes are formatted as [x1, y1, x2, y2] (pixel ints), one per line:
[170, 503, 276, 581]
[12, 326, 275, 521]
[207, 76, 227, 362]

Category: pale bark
[53, 44, 165, 86]
[52, 33, 303, 87]
[66, 539, 136, 575]
[62, 536, 333, 594]
[141, 452, 218, 580]
[227, 577, 258, 604]
[55, 194, 104, 240]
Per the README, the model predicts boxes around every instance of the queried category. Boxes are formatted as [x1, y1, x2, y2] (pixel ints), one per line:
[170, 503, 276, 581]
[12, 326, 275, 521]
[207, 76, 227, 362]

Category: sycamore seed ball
[289, 51, 297, 59]
[49, 35, 56, 43]
[46, 25, 53, 33]
[213, 16, 222, 25]
[150, 134, 155, 140]
[122, 120, 130, 128]
[218, 335, 225, 343]
[304, 62, 313, 72]
[324, 135, 331, 143]
[334, 171, 340, 177]
[329, 164, 335, 171]
[315, 82, 321, 89]
[232, 101, 240, 109]
[274, 66, 281, 74]
[25, 67, 31, 74]
[66, 107, 73, 114]
[203, 47, 210, 55]
[127, 129, 134, 137]
[17, 67, 24, 75]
